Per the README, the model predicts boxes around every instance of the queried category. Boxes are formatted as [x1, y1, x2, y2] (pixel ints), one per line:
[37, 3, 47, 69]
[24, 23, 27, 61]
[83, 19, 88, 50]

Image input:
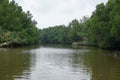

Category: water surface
[0, 45, 120, 80]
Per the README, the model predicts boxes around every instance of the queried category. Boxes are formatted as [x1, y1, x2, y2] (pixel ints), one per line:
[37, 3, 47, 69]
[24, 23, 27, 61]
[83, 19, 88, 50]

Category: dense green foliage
[0, 0, 40, 46]
[1, 0, 120, 49]
[40, 25, 71, 44]
[40, 19, 87, 44]
[40, 0, 120, 49]
[86, 0, 120, 49]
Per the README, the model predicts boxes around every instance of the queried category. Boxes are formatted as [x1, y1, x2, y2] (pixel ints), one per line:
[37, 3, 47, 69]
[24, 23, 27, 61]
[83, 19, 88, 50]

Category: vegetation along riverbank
[0, 0, 120, 50]
[39, 0, 120, 50]
[0, 0, 40, 47]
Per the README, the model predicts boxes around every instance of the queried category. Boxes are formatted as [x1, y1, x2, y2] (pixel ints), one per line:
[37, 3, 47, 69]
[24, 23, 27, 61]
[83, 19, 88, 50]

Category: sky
[11, 0, 108, 29]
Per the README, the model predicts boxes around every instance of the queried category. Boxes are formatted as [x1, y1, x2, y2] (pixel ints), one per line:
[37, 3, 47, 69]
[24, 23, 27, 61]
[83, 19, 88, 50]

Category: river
[0, 45, 120, 80]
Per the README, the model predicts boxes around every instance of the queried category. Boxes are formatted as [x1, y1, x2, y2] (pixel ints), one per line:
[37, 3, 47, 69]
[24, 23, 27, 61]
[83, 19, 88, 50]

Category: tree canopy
[39, 0, 120, 49]
[1, 0, 120, 49]
[0, 0, 40, 46]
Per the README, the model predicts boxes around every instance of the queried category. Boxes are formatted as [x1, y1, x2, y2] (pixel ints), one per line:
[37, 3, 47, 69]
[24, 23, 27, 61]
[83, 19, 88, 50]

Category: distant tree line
[39, 19, 87, 44]
[0, 0, 120, 49]
[39, 25, 71, 44]
[0, 0, 40, 46]
[40, 0, 120, 49]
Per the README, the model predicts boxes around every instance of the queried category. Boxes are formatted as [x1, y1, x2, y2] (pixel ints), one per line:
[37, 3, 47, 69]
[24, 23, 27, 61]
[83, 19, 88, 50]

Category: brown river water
[0, 45, 120, 80]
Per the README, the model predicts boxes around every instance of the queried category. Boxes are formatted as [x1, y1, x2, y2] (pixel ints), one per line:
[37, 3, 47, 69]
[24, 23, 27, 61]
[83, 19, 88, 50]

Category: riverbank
[0, 42, 9, 47]
[0, 42, 41, 48]
[72, 41, 97, 47]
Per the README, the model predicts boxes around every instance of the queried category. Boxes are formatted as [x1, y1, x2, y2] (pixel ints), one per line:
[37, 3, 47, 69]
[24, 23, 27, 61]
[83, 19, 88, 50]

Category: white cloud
[11, 0, 108, 29]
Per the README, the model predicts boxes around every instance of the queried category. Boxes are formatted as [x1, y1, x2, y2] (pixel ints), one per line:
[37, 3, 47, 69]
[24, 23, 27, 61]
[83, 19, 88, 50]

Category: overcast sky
[12, 0, 108, 29]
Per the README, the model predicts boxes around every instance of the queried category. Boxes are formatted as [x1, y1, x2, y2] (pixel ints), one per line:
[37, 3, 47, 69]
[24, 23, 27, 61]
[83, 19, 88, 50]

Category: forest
[40, 0, 120, 49]
[0, 0, 120, 49]
[0, 0, 40, 47]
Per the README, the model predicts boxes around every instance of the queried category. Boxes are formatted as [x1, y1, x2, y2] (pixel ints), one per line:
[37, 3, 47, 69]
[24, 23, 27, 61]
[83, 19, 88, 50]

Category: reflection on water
[29, 47, 91, 80]
[82, 50, 120, 80]
[0, 45, 120, 80]
[0, 48, 33, 80]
